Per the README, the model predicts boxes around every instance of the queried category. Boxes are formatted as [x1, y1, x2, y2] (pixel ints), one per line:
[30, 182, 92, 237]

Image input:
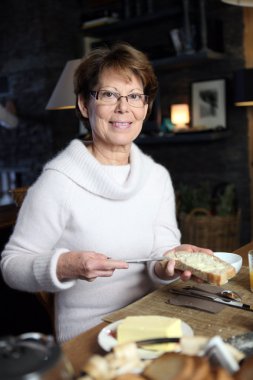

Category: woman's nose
[115, 96, 129, 112]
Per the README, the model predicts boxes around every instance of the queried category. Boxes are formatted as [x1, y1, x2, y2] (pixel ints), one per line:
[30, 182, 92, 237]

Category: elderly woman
[1, 42, 211, 343]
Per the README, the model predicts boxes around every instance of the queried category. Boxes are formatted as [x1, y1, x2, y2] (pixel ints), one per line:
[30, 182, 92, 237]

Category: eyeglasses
[90, 90, 149, 108]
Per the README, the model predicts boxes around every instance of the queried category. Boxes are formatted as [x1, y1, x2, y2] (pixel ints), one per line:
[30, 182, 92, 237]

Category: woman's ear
[77, 95, 88, 118]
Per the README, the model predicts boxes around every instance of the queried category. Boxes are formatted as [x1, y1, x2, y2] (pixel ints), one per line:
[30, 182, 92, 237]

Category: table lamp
[45, 58, 88, 134]
[171, 103, 190, 129]
[0, 103, 18, 129]
[46, 59, 81, 110]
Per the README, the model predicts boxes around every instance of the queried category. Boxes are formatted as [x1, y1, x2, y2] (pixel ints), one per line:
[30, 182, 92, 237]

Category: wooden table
[62, 243, 253, 376]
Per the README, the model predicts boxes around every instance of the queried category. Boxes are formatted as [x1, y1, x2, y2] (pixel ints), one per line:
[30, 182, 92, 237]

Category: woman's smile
[110, 121, 132, 129]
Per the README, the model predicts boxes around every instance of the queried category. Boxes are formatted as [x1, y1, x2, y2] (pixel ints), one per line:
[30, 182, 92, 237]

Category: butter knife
[168, 289, 253, 312]
[135, 337, 180, 346]
[109, 257, 170, 263]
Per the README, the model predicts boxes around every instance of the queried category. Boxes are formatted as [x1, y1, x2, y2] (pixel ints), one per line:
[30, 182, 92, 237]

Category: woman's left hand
[154, 244, 213, 282]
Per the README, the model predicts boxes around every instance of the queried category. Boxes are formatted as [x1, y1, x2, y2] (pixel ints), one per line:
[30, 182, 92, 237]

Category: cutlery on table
[167, 288, 253, 312]
[182, 285, 243, 302]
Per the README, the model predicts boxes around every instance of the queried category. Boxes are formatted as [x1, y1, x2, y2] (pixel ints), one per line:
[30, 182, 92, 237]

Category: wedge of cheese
[117, 316, 183, 352]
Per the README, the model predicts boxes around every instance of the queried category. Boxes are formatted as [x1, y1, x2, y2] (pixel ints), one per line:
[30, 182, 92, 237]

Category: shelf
[82, 7, 182, 35]
[81, 3, 225, 71]
[152, 49, 225, 71]
[136, 129, 230, 145]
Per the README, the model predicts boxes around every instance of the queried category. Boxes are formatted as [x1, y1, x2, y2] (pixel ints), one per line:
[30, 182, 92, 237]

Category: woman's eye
[129, 93, 141, 100]
[102, 91, 114, 98]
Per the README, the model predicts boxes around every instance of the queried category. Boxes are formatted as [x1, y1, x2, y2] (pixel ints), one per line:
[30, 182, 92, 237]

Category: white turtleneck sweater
[1, 139, 181, 342]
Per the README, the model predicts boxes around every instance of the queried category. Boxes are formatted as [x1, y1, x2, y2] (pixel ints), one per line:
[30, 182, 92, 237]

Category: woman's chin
[108, 132, 139, 146]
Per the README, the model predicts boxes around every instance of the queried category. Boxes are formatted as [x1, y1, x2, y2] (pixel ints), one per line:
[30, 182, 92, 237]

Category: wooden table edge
[62, 241, 253, 376]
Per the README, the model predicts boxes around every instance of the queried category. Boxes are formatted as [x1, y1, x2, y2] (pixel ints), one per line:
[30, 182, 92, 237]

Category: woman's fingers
[80, 256, 129, 281]
[165, 259, 176, 276]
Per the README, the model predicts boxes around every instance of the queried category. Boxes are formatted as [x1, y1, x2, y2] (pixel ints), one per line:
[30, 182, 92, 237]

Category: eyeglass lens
[93, 90, 147, 107]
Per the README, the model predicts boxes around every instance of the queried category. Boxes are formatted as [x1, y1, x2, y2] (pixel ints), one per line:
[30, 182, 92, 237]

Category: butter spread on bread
[161, 251, 236, 285]
[117, 316, 182, 351]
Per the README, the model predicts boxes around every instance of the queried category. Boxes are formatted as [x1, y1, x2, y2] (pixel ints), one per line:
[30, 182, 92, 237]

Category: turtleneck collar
[44, 139, 155, 200]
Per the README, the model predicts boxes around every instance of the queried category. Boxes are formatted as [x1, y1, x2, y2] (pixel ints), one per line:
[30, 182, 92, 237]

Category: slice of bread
[143, 352, 195, 380]
[212, 366, 235, 380]
[161, 251, 236, 285]
[235, 355, 253, 380]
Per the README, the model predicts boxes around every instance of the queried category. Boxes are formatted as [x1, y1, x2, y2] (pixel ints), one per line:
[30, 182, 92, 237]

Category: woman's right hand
[57, 251, 129, 282]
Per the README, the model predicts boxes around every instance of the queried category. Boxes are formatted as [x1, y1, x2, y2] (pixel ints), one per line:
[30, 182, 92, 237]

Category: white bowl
[214, 252, 242, 274]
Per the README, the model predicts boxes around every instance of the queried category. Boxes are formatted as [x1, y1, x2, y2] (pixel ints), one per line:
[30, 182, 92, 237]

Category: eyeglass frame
[90, 90, 149, 108]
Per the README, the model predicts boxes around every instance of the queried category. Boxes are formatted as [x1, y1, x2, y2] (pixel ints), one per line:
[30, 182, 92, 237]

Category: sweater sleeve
[1, 170, 76, 293]
[147, 167, 181, 284]
[153, 168, 181, 254]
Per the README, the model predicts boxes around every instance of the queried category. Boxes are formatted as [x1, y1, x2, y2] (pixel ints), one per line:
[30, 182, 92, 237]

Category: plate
[98, 319, 193, 360]
[214, 252, 242, 273]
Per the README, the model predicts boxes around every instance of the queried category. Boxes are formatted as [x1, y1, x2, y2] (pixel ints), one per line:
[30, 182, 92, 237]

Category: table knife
[168, 289, 253, 312]
[135, 336, 210, 354]
[136, 337, 180, 346]
[108, 257, 170, 263]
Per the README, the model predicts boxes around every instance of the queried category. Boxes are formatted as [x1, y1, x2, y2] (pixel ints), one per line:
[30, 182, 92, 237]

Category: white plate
[98, 319, 193, 360]
[214, 252, 242, 273]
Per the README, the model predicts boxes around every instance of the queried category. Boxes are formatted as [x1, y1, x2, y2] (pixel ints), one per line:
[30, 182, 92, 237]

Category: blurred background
[0, 0, 252, 335]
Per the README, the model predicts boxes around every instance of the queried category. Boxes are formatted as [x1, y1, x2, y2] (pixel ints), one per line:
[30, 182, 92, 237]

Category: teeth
[112, 122, 130, 128]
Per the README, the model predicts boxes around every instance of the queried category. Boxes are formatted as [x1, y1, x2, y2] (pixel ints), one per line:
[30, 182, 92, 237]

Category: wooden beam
[243, 8, 253, 66]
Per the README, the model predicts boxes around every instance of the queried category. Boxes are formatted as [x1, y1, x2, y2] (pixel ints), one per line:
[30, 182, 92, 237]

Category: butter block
[117, 316, 183, 352]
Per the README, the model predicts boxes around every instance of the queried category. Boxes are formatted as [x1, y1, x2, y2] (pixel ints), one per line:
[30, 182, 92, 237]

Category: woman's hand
[57, 251, 129, 282]
[154, 244, 213, 282]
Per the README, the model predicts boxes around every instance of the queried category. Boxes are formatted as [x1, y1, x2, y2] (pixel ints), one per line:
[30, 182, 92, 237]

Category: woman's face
[78, 68, 148, 151]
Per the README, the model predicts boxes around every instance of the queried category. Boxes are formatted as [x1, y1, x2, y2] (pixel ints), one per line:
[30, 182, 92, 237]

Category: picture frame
[191, 79, 226, 130]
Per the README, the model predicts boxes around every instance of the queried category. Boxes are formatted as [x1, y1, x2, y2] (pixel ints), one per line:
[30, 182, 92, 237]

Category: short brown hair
[74, 42, 158, 128]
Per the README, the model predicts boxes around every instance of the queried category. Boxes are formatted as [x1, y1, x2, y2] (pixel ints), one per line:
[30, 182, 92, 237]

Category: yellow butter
[117, 316, 182, 352]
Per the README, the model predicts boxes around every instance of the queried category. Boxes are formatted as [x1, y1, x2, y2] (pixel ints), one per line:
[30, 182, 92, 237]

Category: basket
[10, 187, 28, 208]
[178, 208, 241, 252]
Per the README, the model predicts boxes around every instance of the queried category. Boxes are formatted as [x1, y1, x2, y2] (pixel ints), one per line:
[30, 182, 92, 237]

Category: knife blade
[168, 289, 253, 312]
[135, 336, 210, 354]
[108, 257, 170, 263]
[135, 337, 180, 346]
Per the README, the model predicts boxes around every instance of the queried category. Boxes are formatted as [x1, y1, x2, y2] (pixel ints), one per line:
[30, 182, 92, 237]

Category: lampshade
[46, 58, 81, 110]
[0, 103, 18, 129]
[221, 0, 253, 6]
[171, 104, 190, 128]
[234, 68, 253, 106]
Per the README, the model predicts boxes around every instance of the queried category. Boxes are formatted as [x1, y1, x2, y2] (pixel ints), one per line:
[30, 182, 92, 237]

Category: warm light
[46, 59, 81, 110]
[235, 101, 253, 106]
[221, 0, 253, 6]
[171, 104, 190, 129]
[234, 68, 253, 107]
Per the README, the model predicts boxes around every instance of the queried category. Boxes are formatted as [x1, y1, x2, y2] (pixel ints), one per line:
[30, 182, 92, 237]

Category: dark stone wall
[0, 0, 251, 246]
[0, 0, 82, 182]
[144, 5, 251, 247]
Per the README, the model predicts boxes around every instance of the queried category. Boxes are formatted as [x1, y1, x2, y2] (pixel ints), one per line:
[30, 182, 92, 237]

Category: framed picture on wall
[191, 79, 226, 130]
